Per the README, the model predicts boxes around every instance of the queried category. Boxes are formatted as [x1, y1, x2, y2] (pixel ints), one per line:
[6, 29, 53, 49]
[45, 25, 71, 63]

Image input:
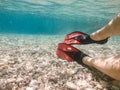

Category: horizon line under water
[0, 0, 120, 35]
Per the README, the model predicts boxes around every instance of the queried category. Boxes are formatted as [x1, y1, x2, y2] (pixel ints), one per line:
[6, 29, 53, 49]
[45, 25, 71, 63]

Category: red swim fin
[56, 43, 80, 62]
[64, 31, 88, 45]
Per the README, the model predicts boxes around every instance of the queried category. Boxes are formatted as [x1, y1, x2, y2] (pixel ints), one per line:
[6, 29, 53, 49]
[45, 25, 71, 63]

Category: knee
[117, 13, 120, 18]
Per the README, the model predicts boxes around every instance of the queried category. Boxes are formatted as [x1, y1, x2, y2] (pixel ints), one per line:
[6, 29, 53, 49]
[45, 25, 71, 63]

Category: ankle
[82, 56, 93, 66]
[90, 30, 108, 41]
[90, 33, 101, 41]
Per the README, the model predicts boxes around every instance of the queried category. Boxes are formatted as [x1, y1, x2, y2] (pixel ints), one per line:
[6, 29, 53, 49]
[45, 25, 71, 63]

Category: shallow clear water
[0, 0, 120, 34]
[0, 0, 120, 54]
[0, 1, 120, 89]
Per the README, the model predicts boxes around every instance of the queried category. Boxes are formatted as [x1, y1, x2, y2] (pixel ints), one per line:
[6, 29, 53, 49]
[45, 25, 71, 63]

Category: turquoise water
[0, 0, 120, 34]
[0, 1, 120, 88]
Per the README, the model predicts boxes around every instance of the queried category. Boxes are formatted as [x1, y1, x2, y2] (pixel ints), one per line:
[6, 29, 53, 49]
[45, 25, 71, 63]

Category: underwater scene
[0, 0, 120, 89]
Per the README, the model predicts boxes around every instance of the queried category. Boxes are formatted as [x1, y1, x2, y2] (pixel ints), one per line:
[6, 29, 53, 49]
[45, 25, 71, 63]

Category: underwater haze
[1, 1, 120, 89]
[0, 0, 120, 34]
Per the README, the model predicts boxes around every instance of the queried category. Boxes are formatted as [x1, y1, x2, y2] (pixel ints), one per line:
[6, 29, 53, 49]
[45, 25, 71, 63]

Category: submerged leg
[90, 13, 120, 41]
[83, 56, 120, 81]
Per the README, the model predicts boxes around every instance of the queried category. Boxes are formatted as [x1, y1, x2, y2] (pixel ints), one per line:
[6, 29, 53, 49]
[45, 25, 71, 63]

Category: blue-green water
[0, 0, 120, 34]
[0, 1, 120, 88]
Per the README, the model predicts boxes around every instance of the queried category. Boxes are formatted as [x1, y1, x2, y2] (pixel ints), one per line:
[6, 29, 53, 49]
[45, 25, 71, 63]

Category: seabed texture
[0, 34, 120, 90]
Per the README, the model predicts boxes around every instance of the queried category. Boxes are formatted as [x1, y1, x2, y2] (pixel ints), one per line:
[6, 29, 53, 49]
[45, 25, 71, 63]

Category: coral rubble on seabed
[0, 34, 120, 90]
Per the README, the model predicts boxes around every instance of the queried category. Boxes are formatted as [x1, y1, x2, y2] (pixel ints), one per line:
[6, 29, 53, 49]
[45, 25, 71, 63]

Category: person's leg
[82, 56, 120, 81]
[90, 13, 120, 41]
[80, 13, 120, 80]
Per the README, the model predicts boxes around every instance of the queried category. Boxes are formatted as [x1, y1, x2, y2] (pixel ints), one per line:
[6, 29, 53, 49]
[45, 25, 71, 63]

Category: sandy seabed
[0, 34, 120, 90]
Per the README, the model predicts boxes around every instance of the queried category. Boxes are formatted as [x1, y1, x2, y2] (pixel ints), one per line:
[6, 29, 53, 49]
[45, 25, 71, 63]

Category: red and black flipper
[64, 31, 108, 45]
[56, 43, 87, 65]
[64, 31, 88, 45]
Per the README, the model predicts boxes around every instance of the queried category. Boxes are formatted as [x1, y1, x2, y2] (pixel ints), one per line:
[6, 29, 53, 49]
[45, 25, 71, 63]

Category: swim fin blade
[64, 31, 87, 45]
[56, 43, 84, 62]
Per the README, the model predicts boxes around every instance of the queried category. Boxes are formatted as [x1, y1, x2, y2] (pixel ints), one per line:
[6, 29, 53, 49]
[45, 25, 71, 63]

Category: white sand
[0, 34, 120, 90]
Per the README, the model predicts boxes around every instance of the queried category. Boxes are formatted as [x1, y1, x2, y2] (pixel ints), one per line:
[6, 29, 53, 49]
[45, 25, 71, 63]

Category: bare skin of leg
[90, 13, 120, 41]
[82, 13, 120, 81]
[82, 56, 120, 81]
